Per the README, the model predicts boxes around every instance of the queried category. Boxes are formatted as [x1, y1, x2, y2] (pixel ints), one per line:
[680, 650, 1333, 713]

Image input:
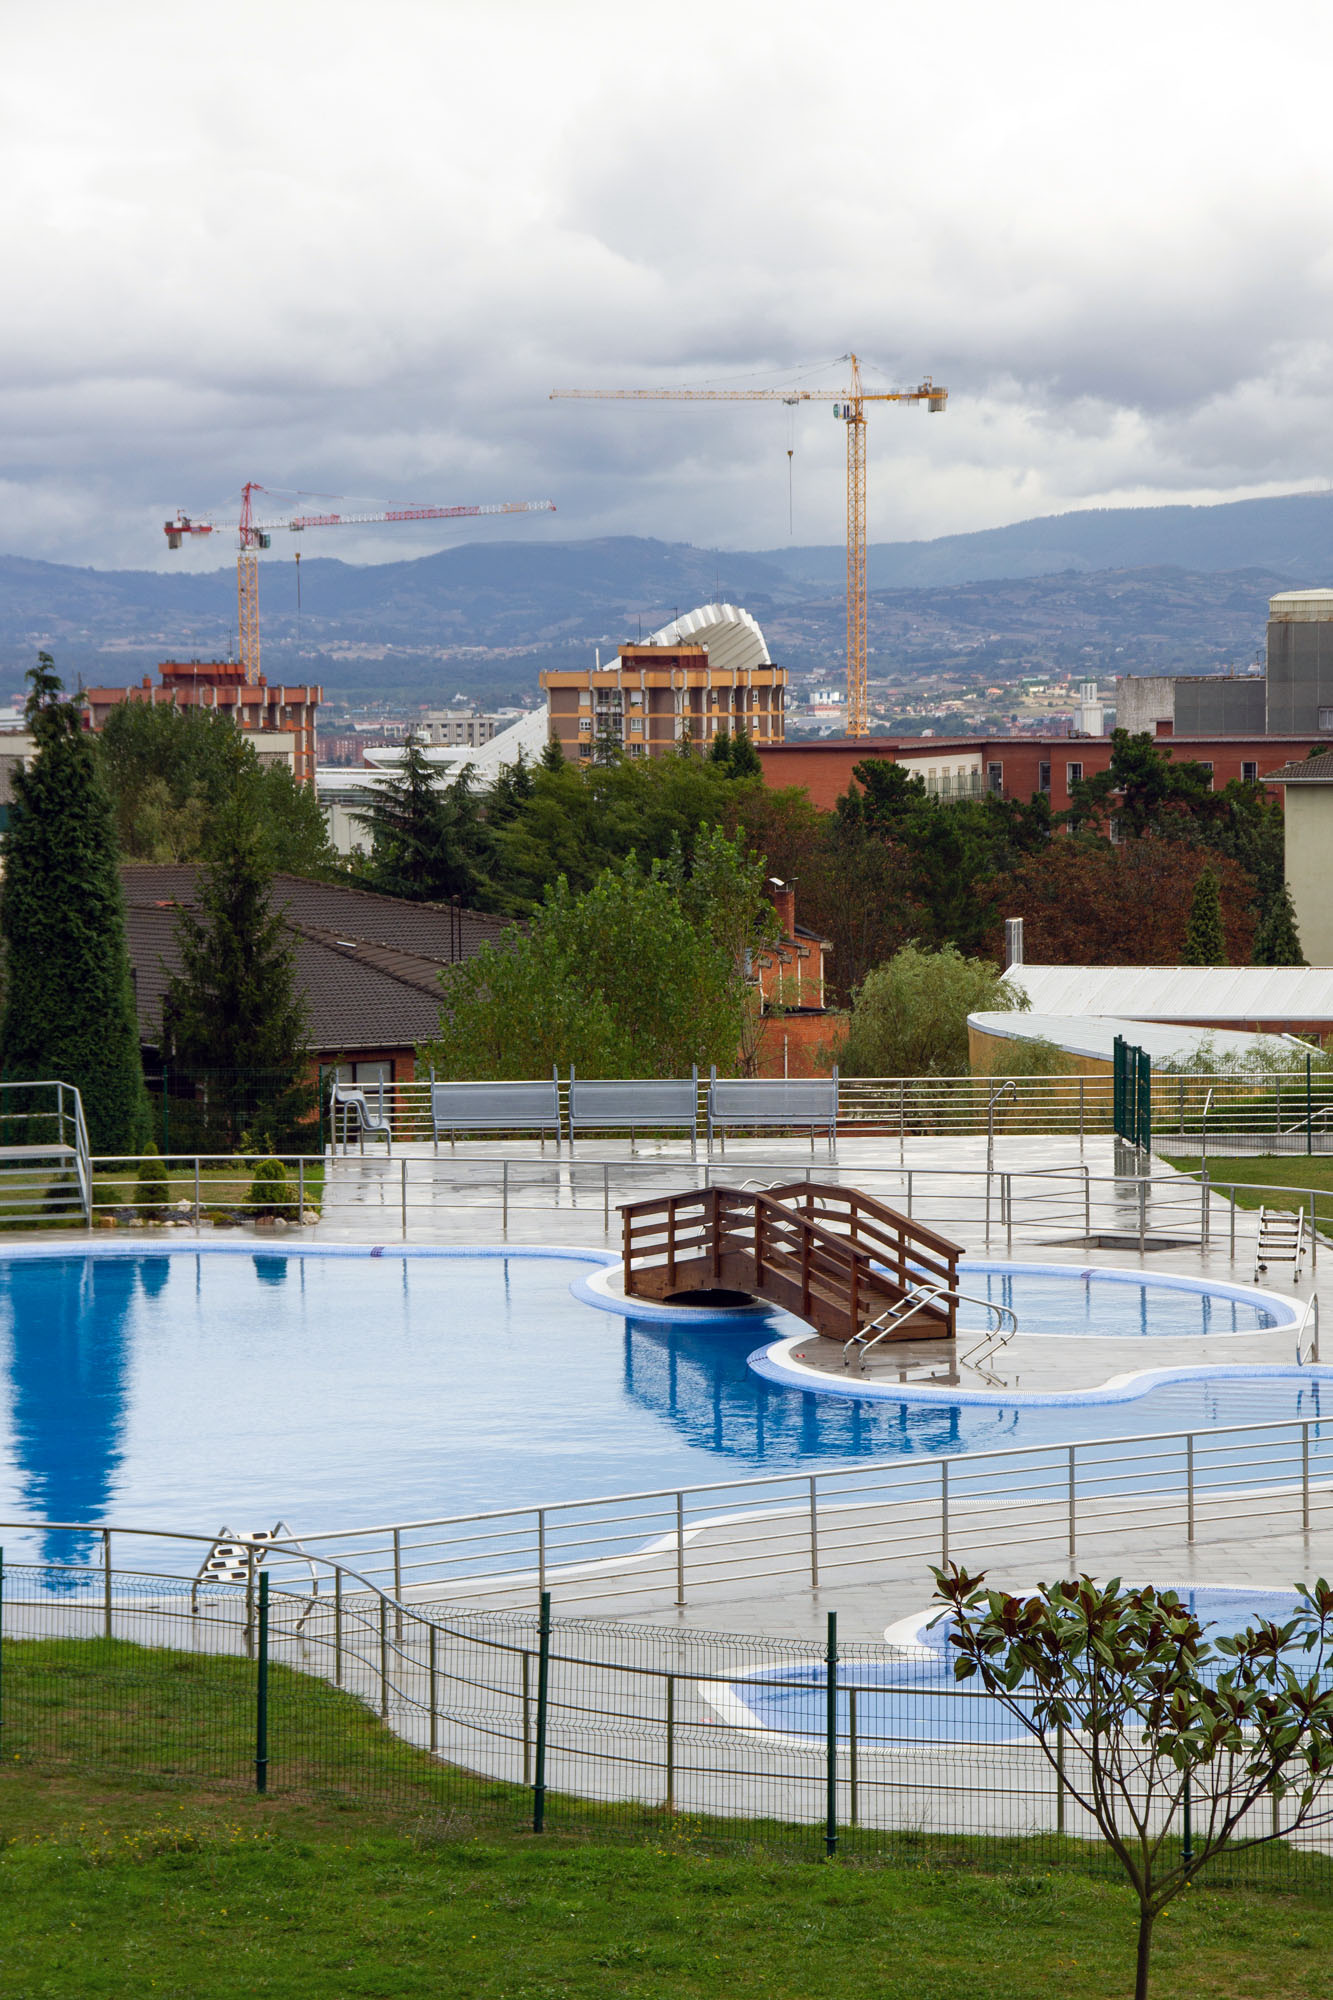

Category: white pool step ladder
[1255, 1204, 1306, 1286]
[191, 1521, 320, 1627]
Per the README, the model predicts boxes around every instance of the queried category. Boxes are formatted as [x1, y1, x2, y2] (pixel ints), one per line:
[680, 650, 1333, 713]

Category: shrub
[133, 1144, 170, 1221]
[248, 1156, 294, 1220]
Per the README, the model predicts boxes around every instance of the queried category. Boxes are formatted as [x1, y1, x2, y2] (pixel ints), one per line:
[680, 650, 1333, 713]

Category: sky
[5, 0, 1333, 572]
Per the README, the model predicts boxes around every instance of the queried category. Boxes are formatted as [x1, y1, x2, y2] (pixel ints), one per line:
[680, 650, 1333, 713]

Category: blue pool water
[726, 1589, 1317, 1744]
[954, 1264, 1279, 1337]
[0, 1248, 1324, 1562]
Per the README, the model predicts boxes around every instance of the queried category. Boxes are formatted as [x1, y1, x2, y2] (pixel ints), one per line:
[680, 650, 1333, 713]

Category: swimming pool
[718, 1587, 1317, 1745]
[0, 1245, 1323, 1566]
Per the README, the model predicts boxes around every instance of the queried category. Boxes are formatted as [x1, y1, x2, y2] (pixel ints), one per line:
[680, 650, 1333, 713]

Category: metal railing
[299, 1071, 1333, 1156]
[5, 1525, 1332, 1868]
[10, 1408, 1311, 1625]
[0, 1079, 91, 1224]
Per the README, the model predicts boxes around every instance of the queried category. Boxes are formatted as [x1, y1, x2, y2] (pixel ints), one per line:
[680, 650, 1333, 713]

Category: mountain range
[1, 489, 1328, 704]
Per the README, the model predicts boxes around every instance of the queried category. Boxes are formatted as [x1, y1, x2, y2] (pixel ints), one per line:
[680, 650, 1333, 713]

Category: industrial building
[83, 661, 322, 784]
[541, 604, 785, 762]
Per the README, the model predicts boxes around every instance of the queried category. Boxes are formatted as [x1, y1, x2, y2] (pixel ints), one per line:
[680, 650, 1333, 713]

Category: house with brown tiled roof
[121, 865, 512, 1083]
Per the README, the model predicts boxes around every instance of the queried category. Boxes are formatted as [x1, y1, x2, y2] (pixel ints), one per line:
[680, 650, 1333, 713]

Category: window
[1242, 761, 1258, 784]
[1038, 761, 1051, 795]
[987, 761, 1003, 795]
[1197, 760, 1214, 790]
[1066, 761, 1083, 787]
[1320, 708, 1333, 731]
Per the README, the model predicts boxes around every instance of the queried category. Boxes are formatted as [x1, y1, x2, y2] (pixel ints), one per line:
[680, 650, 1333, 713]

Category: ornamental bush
[248, 1156, 294, 1219]
[133, 1144, 169, 1220]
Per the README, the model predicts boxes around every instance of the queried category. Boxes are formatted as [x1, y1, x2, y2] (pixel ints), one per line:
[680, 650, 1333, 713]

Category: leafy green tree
[161, 800, 313, 1150]
[97, 699, 334, 875]
[1067, 729, 1222, 838]
[839, 942, 1026, 1076]
[1182, 866, 1227, 966]
[353, 733, 492, 903]
[420, 856, 750, 1080]
[1252, 882, 1306, 967]
[934, 1566, 1333, 2000]
[0, 656, 147, 1152]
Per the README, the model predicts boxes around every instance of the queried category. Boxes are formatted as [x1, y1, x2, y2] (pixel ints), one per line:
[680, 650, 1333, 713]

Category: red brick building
[757, 731, 1331, 814]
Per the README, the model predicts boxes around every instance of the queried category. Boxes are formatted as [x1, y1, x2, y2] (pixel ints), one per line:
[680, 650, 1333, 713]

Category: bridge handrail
[759, 1180, 962, 1264]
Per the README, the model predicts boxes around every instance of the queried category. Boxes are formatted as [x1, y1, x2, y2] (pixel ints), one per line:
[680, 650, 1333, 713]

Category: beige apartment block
[1262, 749, 1333, 962]
[541, 603, 785, 762]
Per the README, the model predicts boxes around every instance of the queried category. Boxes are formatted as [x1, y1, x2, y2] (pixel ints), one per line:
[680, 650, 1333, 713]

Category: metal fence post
[533, 1589, 551, 1833]
[102, 1528, 112, 1640]
[1201, 1172, 1209, 1247]
[848, 1685, 859, 1828]
[1230, 1187, 1236, 1262]
[809, 1476, 820, 1588]
[401, 1157, 408, 1239]
[1186, 1433, 1195, 1544]
[1068, 1446, 1077, 1575]
[194, 1155, 201, 1220]
[604, 1164, 610, 1232]
[393, 1529, 402, 1642]
[1005, 1171, 1013, 1254]
[1303, 1421, 1311, 1535]
[665, 1674, 676, 1812]
[941, 1459, 949, 1568]
[522, 1651, 532, 1787]
[503, 1161, 509, 1234]
[297, 1155, 303, 1224]
[255, 1571, 269, 1794]
[1138, 1177, 1147, 1255]
[825, 1611, 838, 1857]
[428, 1622, 438, 1756]
[537, 1509, 547, 1599]
[675, 1491, 687, 1606]
[1084, 1166, 1091, 1239]
[1056, 1718, 1066, 1835]
[334, 1567, 343, 1686]
[379, 1595, 389, 1718]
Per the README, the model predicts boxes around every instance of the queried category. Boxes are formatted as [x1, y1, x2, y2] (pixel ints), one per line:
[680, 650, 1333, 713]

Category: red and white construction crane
[164, 482, 557, 683]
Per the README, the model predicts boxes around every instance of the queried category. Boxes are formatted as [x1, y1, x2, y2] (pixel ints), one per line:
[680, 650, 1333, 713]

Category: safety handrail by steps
[842, 1285, 1021, 1372]
[842, 1283, 949, 1367]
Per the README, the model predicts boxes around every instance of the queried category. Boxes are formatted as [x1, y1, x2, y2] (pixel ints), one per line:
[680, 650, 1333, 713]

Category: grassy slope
[1165, 1156, 1333, 1221]
[2, 1645, 1333, 1998]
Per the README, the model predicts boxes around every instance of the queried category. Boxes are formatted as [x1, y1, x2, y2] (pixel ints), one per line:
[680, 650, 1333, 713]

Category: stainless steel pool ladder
[191, 1521, 321, 1632]
[842, 1282, 951, 1369]
[1256, 1204, 1306, 1285]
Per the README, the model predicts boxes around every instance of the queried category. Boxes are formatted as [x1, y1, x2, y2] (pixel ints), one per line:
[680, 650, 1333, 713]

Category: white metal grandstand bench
[567, 1068, 699, 1158]
[706, 1068, 839, 1157]
[430, 1071, 563, 1152]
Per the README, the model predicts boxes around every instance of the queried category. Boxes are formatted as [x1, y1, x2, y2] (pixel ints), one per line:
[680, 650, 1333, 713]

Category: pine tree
[162, 799, 312, 1151]
[1253, 883, 1307, 966]
[0, 656, 147, 1152]
[352, 731, 490, 902]
[1181, 866, 1227, 966]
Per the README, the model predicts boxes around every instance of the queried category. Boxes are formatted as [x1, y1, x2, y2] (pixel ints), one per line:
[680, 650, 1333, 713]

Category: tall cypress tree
[161, 799, 312, 1150]
[1181, 866, 1227, 966]
[0, 656, 146, 1152]
[1253, 883, 1307, 967]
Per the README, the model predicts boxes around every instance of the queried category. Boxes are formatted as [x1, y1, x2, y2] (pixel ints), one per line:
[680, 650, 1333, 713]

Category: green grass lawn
[3, 1641, 1333, 1997]
[1165, 1155, 1333, 1226]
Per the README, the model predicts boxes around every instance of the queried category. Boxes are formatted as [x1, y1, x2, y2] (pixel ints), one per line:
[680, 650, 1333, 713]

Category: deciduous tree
[839, 942, 1025, 1076]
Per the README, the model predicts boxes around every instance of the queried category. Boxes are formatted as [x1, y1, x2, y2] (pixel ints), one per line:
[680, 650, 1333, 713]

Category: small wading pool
[715, 1588, 1316, 1746]
[950, 1263, 1286, 1339]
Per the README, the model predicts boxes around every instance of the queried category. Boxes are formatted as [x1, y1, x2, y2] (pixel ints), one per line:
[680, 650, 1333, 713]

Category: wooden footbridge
[619, 1183, 962, 1344]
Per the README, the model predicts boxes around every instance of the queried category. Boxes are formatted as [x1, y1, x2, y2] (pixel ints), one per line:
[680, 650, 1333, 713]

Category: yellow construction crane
[551, 355, 946, 735]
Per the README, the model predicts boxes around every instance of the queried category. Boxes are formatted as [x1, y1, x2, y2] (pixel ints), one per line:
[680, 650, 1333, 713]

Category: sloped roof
[969, 1010, 1312, 1068]
[1001, 964, 1333, 1020]
[1262, 751, 1333, 785]
[120, 865, 511, 1056]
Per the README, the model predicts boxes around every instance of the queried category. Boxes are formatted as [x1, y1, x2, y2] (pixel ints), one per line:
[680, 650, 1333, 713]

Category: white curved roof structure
[646, 601, 773, 673]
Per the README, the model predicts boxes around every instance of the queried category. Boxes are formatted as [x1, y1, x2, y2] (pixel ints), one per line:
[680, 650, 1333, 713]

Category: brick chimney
[769, 879, 796, 937]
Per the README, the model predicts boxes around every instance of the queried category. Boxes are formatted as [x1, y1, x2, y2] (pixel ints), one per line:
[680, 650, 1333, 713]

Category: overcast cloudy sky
[5, 0, 1333, 572]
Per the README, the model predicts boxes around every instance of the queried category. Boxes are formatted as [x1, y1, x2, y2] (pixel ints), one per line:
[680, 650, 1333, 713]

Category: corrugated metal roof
[969, 1012, 1310, 1067]
[1002, 964, 1333, 1021]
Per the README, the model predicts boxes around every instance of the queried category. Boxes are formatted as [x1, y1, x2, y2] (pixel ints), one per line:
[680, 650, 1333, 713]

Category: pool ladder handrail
[843, 1281, 1020, 1372]
[1295, 1293, 1321, 1366]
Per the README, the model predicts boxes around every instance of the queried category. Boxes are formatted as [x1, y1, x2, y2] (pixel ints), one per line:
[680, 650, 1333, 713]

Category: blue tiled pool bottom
[954, 1264, 1280, 1338]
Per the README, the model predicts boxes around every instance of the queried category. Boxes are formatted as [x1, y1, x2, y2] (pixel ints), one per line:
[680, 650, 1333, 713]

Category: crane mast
[551, 355, 946, 736]
[164, 489, 557, 684]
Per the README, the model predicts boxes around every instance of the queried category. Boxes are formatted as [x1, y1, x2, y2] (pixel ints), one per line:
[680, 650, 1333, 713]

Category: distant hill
[760, 490, 1333, 591]
[0, 492, 1324, 701]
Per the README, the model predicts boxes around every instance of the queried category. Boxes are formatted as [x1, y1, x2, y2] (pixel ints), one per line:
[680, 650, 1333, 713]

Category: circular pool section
[952, 1262, 1288, 1339]
[718, 1587, 1315, 1747]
